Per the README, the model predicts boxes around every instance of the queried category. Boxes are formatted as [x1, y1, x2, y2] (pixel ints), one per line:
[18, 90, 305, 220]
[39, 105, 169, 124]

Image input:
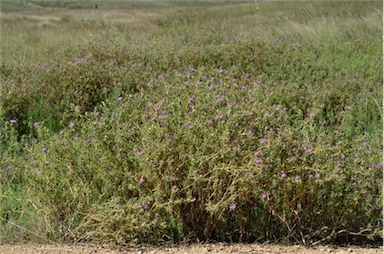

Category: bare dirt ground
[0, 243, 382, 254]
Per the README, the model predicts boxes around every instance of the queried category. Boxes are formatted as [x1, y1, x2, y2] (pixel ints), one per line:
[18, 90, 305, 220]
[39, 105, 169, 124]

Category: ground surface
[0, 244, 382, 254]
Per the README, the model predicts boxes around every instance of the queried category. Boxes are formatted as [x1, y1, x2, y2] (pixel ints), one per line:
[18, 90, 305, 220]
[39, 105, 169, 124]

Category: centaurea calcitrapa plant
[21, 68, 382, 243]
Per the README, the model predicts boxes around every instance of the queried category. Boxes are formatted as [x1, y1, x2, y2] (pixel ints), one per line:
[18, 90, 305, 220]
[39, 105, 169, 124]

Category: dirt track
[0, 243, 382, 254]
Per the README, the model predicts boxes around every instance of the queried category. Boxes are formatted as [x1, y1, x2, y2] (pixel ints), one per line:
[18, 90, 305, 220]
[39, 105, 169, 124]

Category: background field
[0, 0, 382, 246]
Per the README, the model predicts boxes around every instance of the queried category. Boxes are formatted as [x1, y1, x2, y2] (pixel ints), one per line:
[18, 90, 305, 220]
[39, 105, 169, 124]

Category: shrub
[21, 68, 382, 243]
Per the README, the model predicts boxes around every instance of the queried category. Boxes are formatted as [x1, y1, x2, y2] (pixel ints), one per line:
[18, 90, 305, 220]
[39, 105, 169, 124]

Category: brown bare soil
[0, 243, 382, 254]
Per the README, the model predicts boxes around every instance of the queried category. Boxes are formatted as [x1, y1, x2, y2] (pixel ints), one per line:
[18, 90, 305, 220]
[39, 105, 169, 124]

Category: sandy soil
[0, 243, 382, 254]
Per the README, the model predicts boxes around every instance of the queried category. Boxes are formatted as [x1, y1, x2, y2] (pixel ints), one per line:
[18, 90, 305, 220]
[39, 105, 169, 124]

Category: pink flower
[281, 172, 287, 178]
[9, 119, 17, 123]
[261, 193, 267, 199]
[34, 122, 40, 128]
[230, 203, 237, 210]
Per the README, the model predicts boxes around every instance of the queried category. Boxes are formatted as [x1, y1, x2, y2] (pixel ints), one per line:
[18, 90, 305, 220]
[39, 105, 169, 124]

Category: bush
[21, 68, 382, 243]
[1, 1, 382, 244]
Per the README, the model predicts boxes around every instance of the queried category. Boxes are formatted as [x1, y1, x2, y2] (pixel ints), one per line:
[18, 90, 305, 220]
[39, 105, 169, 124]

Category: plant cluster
[0, 0, 382, 245]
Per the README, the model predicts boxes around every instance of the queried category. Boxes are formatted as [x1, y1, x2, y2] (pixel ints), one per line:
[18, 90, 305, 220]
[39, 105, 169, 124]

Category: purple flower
[69, 122, 75, 127]
[9, 119, 17, 123]
[168, 138, 173, 142]
[308, 174, 313, 178]
[172, 185, 177, 189]
[139, 178, 145, 183]
[253, 151, 260, 156]
[143, 204, 149, 210]
[42, 147, 47, 152]
[281, 172, 287, 178]
[34, 122, 40, 128]
[59, 130, 64, 135]
[230, 203, 237, 210]
[295, 175, 300, 180]
[117, 97, 123, 101]
[261, 193, 267, 199]
[75, 58, 85, 64]
[315, 173, 321, 179]
[187, 125, 193, 129]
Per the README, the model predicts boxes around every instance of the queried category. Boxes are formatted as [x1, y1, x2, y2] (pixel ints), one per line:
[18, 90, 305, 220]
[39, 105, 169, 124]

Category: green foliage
[16, 68, 383, 243]
[0, 0, 382, 245]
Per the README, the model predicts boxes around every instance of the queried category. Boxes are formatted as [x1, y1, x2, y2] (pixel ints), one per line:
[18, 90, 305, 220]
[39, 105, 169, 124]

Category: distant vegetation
[1, 0, 254, 12]
[0, 0, 382, 245]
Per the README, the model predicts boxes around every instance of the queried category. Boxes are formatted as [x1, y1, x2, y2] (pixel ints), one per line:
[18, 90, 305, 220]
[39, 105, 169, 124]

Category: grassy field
[0, 0, 382, 245]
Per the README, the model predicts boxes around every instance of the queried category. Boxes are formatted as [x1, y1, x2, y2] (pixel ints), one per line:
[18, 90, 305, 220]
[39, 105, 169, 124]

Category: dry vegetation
[0, 0, 382, 247]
